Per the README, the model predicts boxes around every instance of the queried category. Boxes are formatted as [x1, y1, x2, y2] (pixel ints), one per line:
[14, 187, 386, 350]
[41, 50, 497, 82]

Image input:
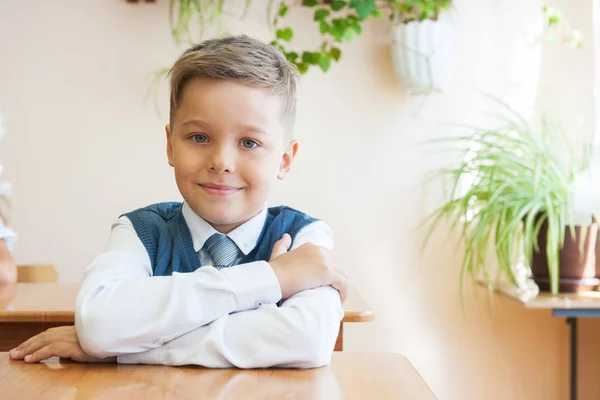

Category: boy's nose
[208, 147, 236, 173]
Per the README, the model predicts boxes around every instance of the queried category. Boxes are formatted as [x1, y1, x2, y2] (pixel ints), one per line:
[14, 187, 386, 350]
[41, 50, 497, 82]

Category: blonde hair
[168, 35, 300, 136]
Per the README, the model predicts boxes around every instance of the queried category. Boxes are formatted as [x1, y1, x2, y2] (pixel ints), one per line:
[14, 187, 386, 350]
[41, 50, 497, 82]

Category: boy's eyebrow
[181, 119, 210, 128]
[180, 119, 269, 135]
[240, 124, 269, 135]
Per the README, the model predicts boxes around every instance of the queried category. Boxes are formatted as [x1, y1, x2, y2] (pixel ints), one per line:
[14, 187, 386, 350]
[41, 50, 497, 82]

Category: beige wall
[1, 0, 598, 398]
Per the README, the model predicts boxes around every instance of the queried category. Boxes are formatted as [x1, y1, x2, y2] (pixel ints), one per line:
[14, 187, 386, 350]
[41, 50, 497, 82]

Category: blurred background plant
[542, 5, 583, 48]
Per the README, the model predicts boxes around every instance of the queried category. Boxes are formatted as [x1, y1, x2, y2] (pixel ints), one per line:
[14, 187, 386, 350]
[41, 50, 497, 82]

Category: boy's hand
[8, 326, 116, 363]
[269, 234, 348, 303]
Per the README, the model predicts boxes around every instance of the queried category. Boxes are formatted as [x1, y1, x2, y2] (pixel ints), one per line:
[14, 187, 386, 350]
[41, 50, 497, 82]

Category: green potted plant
[389, 0, 452, 92]
[164, 1, 433, 75]
[270, 0, 382, 74]
[423, 102, 599, 295]
[271, 0, 453, 77]
[149, 1, 454, 90]
[144, 3, 580, 82]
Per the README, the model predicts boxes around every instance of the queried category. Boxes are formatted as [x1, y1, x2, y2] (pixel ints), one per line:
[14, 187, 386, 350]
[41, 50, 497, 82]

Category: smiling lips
[198, 183, 242, 196]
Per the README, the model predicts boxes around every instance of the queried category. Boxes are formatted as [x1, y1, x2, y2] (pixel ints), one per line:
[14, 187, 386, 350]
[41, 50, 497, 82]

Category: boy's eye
[240, 139, 258, 149]
[192, 134, 208, 143]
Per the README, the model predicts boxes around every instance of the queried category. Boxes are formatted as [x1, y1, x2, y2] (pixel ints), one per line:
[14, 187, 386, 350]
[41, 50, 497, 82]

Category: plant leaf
[318, 54, 331, 71]
[331, 0, 347, 12]
[302, 0, 318, 6]
[314, 8, 330, 21]
[354, 0, 376, 20]
[276, 27, 294, 42]
[278, 4, 289, 17]
[330, 46, 342, 61]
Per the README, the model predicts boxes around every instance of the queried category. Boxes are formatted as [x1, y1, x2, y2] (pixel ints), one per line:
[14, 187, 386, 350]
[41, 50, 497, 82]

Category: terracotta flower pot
[531, 219, 600, 293]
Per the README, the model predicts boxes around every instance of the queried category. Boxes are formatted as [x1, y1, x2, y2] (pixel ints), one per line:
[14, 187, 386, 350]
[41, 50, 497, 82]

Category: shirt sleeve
[75, 217, 282, 358]
[117, 220, 344, 368]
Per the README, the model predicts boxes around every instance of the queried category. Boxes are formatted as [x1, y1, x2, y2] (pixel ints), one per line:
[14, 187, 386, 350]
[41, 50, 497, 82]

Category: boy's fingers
[12, 326, 64, 352]
[277, 234, 291, 251]
[8, 350, 24, 360]
[12, 333, 42, 353]
[27, 342, 82, 363]
[330, 274, 348, 304]
[10, 326, 78, 361]
[24, 343, 65, 363]
[10, 335, 49, 359]
[25, 342, 90, 364]
[270, 234, 292, 260]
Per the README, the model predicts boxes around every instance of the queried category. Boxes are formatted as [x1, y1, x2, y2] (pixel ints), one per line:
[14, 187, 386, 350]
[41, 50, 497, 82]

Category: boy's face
[167, 77, 297, 233]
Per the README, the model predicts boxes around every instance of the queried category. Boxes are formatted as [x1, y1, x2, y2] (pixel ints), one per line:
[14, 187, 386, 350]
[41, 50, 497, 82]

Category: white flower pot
[391, 19, 452, 94]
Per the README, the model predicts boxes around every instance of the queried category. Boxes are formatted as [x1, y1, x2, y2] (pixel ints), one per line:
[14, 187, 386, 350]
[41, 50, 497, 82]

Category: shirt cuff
[221, 260, 282, 312]
[117, 348, 161, 365]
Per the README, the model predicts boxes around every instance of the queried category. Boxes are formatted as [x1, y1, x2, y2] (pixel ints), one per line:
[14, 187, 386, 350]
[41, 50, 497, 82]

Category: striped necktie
[204, 233, 239, 270]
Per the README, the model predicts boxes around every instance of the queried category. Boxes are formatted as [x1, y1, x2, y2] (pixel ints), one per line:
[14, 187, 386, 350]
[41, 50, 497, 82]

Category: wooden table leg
[334, 322, 343, 351]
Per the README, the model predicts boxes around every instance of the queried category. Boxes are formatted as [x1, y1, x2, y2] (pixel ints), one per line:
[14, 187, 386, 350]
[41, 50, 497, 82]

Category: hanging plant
[270, 0, 453, 74]
[141, 2, 583, 78]
[167, 0, 254, 45]
[142, 0, 452, 111]
[160, 1, 452, 74]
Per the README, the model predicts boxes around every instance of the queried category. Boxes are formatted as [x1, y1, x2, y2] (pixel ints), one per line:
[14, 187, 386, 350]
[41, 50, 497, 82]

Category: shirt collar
[182, 202, 268, 255]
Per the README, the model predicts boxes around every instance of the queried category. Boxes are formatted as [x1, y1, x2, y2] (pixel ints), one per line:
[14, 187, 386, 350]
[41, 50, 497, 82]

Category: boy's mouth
[198, 183, 241, 196]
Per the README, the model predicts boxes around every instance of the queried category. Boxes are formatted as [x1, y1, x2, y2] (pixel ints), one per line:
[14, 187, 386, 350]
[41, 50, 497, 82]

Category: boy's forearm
[117, 286, 343, 368]
[76, 254, 282, 358]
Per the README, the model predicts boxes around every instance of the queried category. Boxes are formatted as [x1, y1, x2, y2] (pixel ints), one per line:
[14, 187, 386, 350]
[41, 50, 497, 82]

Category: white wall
[1, 0, 598, 398]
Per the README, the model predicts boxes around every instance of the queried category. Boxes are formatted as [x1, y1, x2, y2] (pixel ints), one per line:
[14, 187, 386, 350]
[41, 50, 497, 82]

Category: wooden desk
[336, 284, 374, 351]
[0, 351, 436, 399]
[0, 283, 373, 351]
[493, 282, 600, 400]
[0, 283, 78, 352]
[493, 281, 600, 310]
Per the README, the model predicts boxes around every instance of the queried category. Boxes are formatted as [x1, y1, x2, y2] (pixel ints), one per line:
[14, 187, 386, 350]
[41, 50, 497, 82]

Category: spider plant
[423, 104, 594, 295]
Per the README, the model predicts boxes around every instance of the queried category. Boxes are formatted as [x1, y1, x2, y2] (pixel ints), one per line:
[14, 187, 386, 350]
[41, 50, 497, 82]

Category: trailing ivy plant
[162, 2, 581, 76]
[270, 0, 453, 74]
[164, 1, 452, 75]
[147, 0, 450, 109]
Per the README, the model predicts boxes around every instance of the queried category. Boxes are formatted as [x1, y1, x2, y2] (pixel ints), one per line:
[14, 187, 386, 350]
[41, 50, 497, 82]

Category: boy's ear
[166, 124, 174, 167]
[278, 140, 298, 180]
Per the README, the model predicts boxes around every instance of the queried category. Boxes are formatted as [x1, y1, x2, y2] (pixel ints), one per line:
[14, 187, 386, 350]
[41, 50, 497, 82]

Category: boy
[9, 35, 347, 368]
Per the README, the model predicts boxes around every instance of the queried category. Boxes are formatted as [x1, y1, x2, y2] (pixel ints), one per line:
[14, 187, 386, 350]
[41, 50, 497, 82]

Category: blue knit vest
[122, 202, 318, 276]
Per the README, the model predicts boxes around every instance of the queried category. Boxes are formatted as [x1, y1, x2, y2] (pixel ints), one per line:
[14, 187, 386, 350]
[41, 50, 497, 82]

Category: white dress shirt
[75, 203, 343, 368]
[0, 220, 16, 251]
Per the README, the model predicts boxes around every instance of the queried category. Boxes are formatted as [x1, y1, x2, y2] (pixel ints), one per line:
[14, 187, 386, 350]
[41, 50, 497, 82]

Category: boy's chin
[198, 209, 252, 228]
[206, 215, 240, 226]
[188, 200, 265, 225]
